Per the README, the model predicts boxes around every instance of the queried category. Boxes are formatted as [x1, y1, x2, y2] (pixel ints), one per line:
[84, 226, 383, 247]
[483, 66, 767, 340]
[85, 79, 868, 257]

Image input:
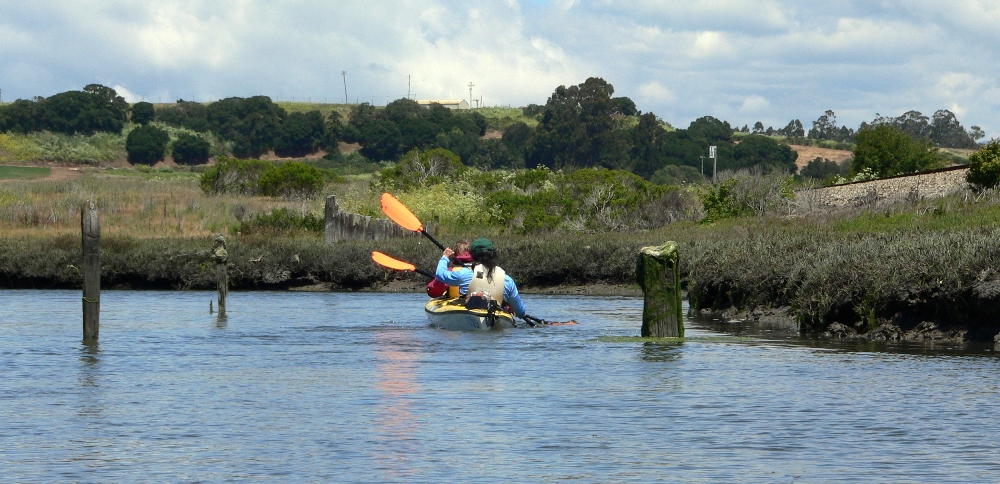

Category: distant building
[415, 99, 470, 110]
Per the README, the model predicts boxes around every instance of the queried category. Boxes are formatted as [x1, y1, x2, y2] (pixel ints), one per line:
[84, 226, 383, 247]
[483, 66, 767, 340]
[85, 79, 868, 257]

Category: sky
[1, 0, 999, 137]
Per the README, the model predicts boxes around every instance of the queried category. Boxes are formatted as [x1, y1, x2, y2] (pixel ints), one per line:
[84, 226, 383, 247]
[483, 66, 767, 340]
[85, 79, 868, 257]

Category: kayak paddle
[371, 251, 434, 279]
[380, 192, 445, 250]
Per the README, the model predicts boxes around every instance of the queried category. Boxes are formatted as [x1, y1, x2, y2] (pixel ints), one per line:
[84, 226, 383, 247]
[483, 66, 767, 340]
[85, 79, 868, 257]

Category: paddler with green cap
[435, 237, 527, 319]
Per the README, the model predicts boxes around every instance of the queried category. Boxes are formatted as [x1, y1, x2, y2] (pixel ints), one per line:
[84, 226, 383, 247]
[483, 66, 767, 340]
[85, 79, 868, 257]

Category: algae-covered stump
[635, 242, 683, 338]
[82, 200, 100, 342]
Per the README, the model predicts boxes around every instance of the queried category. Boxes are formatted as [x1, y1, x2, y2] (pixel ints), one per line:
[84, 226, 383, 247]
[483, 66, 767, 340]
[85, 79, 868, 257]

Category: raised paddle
[380, 192, 445, 250]
[371, 251, 434, 279]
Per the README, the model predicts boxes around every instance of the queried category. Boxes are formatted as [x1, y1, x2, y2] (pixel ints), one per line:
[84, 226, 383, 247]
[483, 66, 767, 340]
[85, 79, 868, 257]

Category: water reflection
[639, 341, 683, 362]
[372, 329, 420, 479]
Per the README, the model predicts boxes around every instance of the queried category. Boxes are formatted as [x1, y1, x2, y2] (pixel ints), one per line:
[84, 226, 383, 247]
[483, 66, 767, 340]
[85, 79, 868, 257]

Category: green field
[0, 166, 51, 180]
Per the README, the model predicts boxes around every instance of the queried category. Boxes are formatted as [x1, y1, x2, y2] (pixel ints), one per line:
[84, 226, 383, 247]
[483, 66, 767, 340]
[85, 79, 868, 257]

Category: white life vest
[467, 264, 506, 304]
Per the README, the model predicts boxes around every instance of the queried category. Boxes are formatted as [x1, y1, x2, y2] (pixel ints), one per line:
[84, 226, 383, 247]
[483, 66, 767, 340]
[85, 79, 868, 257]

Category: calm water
[2, 290, 999, 482]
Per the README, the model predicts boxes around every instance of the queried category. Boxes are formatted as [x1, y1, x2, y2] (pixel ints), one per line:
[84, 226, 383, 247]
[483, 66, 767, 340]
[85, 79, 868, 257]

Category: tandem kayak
[425, 297, 517, 331]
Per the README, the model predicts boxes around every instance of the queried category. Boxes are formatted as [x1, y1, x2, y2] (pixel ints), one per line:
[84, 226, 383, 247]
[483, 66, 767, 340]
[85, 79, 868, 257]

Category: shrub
[701, 169, 793, 222]
[200, 157, 276, 195]
[126, 125, 170, 165]
[852, 124, 946, 177]
[238, 207, 324, 235]
[967, 140, 1000, 191]
[171, 133, 211, 165]
[371, 148, 464, 191]
[259, 161, 326, 200]
[131, 102, 155, 125]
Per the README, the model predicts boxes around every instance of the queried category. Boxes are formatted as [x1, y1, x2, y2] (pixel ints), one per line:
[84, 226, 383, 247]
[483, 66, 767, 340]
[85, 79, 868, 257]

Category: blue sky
[1, 0, 998, 137]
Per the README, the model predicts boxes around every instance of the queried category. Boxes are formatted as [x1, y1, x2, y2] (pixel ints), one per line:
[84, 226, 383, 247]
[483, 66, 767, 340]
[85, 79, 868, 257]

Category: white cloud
[638, 81, 675, 104]
[0, 1, 999, 137]
[740, 95, 771, 113]
[112, 85, 140, 103]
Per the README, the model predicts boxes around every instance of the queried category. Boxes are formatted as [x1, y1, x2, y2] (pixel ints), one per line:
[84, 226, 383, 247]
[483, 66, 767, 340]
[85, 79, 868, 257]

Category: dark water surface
[2, 290, 999, 482]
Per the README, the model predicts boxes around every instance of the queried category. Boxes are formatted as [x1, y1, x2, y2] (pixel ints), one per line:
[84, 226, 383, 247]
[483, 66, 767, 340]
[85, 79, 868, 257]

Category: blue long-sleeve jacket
[435, 256, 526, 318]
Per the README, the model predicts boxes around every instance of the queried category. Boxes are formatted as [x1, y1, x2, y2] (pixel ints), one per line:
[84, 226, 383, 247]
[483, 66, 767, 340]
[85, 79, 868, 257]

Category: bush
[967, 140, 1000, 191]
[126, 125, 170, 165]
[852, 124, 946, 177]
[372, 148, 464, 191]
[131, 102, 155, 125]
[171, 133, 211, 165]
[200, 157, 276, 195]
[701, 169, 793, 222]
[238, 207, 324, 235]
[259, 161, 325, 200]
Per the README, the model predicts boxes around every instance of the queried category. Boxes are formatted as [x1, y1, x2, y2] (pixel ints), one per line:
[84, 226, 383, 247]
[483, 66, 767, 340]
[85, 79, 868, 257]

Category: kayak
[425, 297, 517, 331]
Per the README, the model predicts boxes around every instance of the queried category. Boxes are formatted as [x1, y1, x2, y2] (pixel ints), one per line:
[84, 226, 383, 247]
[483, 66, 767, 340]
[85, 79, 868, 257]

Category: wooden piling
[212, 234, 228, 317]
[635, 242, 683, 338]
[82, 200, 100, 342]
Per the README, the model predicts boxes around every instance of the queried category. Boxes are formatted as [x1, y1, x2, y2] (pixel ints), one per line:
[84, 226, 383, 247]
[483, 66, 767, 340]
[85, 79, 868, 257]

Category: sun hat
[470, 238, 494, 252]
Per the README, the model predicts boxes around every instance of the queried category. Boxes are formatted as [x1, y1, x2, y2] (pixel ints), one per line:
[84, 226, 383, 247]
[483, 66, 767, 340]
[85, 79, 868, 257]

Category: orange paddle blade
[371, 251, 416, 272]
[380, 192, 423, 232]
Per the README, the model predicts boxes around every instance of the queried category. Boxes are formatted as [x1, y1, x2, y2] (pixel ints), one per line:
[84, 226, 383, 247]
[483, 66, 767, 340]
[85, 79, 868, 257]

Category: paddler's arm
[504, 275, 526, 318]
[435, 253, 468, 286]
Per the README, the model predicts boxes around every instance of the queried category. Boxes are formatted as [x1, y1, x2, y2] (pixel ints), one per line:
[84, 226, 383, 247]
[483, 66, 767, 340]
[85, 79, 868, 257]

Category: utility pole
[468, 82, 474, 110]
[407, 75, 411, 99]
[700, 155, 705, 176]
[709, 146, 717, 185]
[342, 71, 348, 104]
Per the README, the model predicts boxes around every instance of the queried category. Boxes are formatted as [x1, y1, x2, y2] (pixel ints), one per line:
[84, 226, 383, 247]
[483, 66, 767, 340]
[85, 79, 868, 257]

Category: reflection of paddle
[371, 251, 434, 279]
[380, 192, 445, 250]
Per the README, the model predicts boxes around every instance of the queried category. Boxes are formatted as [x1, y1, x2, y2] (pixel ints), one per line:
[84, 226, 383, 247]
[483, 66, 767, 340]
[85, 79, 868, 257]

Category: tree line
[0, 82, 989, 182]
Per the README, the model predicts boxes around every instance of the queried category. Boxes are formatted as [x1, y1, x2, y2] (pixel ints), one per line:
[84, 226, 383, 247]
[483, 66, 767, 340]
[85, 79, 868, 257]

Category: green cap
[471, 237, 494, 251]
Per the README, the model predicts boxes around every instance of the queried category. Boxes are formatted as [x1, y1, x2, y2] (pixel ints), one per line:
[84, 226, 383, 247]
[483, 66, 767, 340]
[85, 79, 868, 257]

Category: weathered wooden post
[212, 234, 228, 317]
[82, 200, 100, 342]
[324, 195, 339, 245]
[636, 242, 683, 338]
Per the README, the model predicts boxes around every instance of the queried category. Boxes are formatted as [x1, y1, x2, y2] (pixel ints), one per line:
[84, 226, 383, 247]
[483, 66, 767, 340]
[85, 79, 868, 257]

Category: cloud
[0, 1, 998, 137]
[637, 81, 675, 104]
[740, 95, 771, 113]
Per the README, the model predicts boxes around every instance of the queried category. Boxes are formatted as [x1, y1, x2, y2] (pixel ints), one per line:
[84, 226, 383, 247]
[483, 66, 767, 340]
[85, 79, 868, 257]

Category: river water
[2, 290, 999, 482]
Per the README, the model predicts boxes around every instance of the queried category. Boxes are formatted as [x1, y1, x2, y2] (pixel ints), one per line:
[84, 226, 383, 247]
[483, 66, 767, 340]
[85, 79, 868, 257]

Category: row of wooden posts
[80, 201, 229, 342]
[79, 200, 682, 342]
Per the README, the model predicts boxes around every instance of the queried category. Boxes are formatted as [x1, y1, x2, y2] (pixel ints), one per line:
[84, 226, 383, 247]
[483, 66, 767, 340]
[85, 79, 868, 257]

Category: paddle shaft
[420, 229, 445, 251]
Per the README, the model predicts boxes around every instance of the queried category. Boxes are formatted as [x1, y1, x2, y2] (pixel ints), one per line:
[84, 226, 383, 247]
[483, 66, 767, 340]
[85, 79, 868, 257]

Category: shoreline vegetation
[3, 82, 1000, 344]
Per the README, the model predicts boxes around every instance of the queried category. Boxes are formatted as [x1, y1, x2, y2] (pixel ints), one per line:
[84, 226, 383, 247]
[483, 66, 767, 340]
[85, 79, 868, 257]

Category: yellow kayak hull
[424, 298, 517, 331]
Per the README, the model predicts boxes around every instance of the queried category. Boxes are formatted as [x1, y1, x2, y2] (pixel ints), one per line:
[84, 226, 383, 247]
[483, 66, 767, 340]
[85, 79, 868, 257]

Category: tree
[156, 100, 210, 132]
[630, 113, 668, 178]
[0, 99, 41, 134]
[171, 133, 211, 164]
[808, 110, 854, 141]
[274, 111, 325, 157]
[39, 85, 129, 135]
[929, 109, 977, 148]
[611, 97, 638, 116]
[207, 96, 286, 158]
[852, 124, 946, 177]
[970, 126, 986, 142]
[778, 119, 805, 138]
[730, 135, 798, 173]
[752, 121, 764, 134]
[131, 102, 155, 125]
[967, 140, 1000, 191]
[526, 77, 617, 169]
[126, 125, 170, 165]
[357, 118, 402, 161]
[800, 157, 847, 180]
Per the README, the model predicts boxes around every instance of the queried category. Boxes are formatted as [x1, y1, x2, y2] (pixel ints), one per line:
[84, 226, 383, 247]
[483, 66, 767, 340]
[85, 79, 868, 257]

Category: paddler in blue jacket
[435, 238, 527, 319]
